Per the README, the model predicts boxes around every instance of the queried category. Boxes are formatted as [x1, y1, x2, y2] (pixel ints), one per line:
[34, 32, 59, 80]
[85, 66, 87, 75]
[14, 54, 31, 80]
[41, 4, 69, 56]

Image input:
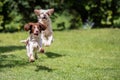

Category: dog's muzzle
[41, 14, 47, 20]
[34, 31, 39, 36]
[42, 16, 47, 20]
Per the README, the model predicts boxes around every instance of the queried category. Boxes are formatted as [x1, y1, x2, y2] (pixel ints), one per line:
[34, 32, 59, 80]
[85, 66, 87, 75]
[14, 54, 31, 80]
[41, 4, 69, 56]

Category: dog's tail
[20, 40, 28, 43]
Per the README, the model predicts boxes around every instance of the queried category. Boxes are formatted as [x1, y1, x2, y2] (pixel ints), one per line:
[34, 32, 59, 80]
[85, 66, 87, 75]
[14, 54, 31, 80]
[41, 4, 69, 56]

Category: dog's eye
[41, 13, 44, 14]
[32, 26, 35, 29]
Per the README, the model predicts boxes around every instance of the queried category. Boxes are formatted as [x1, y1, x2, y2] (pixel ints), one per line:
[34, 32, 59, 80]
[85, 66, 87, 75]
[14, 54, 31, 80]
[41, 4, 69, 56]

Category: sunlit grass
[0, 29, 120, 80]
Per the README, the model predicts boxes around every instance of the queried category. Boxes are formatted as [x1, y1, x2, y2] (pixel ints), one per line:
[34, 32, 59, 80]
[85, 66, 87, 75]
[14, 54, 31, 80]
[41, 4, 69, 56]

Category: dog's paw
[29, 59, 35, 62]
[29, 55, 35, 62]
[40, 48, 44, 53]
[44, 44, 50, 47]
[44, 43, 51, 47]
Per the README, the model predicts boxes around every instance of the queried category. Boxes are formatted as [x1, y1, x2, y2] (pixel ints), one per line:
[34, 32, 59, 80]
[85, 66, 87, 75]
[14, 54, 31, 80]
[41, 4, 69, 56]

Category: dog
[21, 22, 46, 62]
[34, 8, 54, 47]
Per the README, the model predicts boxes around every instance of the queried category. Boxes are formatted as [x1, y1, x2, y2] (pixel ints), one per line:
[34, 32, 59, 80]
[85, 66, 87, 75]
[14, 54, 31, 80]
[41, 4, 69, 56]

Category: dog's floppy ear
[34, 9, 40, 16]
[24, 23, 33, 31]
[39, 23, 47, 31]
[47, 8, 54, 16]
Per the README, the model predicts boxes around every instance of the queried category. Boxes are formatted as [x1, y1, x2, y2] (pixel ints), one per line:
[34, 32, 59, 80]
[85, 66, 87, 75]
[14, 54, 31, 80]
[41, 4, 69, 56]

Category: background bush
[0, 0, 120, 32]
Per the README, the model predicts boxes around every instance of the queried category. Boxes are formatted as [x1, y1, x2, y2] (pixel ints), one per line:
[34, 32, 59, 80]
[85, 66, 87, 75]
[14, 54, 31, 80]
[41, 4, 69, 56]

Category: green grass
[0, 29, 120, 80]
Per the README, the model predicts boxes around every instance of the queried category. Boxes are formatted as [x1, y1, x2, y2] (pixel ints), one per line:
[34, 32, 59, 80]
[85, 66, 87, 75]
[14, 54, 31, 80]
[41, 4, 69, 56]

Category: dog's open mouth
[34, 33, 39, 36]
[42, 16, 47, 20]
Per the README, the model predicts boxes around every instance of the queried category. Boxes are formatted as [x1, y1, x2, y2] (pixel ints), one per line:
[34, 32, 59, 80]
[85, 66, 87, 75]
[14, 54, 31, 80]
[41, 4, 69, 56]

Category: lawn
[0, 29, 120, 80]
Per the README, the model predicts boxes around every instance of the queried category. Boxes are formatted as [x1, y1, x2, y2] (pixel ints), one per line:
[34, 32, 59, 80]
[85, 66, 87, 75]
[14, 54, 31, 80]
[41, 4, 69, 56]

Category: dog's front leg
[28, 44, 35, 62]
[44, 35, 53, 47]
[47, 35, 53, 46]
[38, 38, 44, 53]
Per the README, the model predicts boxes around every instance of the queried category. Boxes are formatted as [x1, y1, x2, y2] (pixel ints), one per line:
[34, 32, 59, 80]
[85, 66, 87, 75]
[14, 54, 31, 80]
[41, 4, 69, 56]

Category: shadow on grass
[0, 59, 29, 69]
[45, 52, 65, 58]
[35, 52, 64, 72]
[0, 45, 25, 53]
[0, 45, 28, 70]
[35, 65, 54, 72]
[0, 46, 64, 71]
[0, 55, 29, 71]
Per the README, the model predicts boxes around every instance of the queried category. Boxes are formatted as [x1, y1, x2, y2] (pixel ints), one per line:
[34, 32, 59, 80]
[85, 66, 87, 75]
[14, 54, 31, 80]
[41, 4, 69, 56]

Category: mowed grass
[0, 29, 120, 80]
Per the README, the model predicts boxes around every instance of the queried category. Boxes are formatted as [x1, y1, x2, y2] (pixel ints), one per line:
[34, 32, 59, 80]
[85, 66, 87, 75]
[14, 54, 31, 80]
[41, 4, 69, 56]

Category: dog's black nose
[36, 31, 38, 32]
[43, 15, 47, 19]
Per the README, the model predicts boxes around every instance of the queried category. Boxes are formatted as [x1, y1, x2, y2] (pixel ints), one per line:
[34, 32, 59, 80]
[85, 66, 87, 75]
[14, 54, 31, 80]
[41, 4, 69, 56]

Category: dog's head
[34, 9, 54, 22]
[24, 22, 46, 36]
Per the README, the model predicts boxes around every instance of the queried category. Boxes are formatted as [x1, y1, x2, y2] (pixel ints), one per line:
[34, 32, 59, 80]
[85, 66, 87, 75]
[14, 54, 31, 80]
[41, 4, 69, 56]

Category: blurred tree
[0, 1, 4, 31]
[63, 0, 120, 28]
[0, 0, 120, 32]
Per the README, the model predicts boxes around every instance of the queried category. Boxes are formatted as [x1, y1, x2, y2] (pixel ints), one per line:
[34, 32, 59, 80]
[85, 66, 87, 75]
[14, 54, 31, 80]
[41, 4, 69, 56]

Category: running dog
[21, 22, 46, 62]
[34, 9, 54, 46]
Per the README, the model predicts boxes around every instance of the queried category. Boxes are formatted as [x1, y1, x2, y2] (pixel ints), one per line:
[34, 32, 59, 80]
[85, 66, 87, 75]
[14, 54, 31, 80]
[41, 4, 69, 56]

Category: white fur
[20, 23, 44, 62]
[27, 34, 42, 58]
[21, 34, 42, 62]
[34, 9, 54, 47]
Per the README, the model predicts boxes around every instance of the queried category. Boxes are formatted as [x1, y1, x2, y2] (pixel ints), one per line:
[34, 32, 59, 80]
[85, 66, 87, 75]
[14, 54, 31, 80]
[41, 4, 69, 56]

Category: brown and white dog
[34, 9, 54, 47]
[21, 22, 46, 62]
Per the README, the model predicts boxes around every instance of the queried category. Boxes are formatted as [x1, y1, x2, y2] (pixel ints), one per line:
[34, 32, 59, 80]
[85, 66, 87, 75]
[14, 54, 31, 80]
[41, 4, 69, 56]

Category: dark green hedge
[0, 0, 120, 32]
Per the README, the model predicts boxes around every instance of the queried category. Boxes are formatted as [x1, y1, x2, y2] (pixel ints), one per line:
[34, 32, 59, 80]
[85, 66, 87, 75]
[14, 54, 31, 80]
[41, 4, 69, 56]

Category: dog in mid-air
[21, 22, 46, 62]
[34, 8, 54, 47]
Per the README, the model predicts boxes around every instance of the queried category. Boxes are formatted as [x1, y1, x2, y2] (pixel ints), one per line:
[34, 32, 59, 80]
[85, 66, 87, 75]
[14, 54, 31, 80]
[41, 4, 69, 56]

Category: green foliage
[0, 1, 3, 12]
[114, 17, 120, 28]
[0, 0, 120, 32]
[52, 11, 73, 30]
[0, 15, 3, 28]
[0, 1, 3, 30]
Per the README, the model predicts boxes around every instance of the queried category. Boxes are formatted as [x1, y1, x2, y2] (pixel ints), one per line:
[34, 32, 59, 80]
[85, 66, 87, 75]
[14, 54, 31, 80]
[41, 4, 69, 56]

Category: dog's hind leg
[34, 52, 38, 59]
